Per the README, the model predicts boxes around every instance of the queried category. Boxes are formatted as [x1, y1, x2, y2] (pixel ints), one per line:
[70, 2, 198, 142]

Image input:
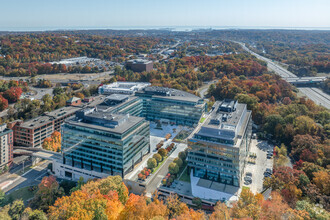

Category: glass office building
[187, 100, 252, 187]
[60, 108, 150, 179]
[136, 86, 206, 126]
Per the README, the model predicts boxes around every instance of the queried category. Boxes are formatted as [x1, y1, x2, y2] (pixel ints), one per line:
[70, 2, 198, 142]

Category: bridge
[235, 41, 330, 109]
[14, 147, 62, 165]
[284, 77, 327, 86]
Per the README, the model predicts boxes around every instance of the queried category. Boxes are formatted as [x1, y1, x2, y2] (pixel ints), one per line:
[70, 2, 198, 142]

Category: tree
[3, 87, 22, 103]
[153, 153, 162, 163]
[0, 189, 5, 206]
[0, 95, 8, 111]
[69, 176, 85, 194]
[231, 188, 262, 219]
[29, 175, 64, 211]
[192, 197, 202, 209]
[75, 92, 85, 100]
[294, 115, 319, 135]
[8, 200, 25, 220]
[22, 208, 47, 220]
[158, 148, 167, 158]
[313, 171, 330, 195]
[209, 202, 230, 220]
[147, 158, 157, 170]
[168, 162, 179, 175]
[274, 144, 289, 167]
[174, 157, 183, 168]
[178, 151, 187, 161]
[166, 194, 188, 219]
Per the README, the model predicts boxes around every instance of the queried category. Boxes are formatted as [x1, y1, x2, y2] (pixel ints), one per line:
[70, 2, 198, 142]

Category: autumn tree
[29, 175, 64, 212]
[2, 87, 22, 103]
[0, 95, 8, 111]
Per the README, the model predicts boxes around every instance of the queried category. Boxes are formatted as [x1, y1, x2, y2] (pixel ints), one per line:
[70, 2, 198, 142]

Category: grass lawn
[152, 157, 167, 174]
[200, 117, 206, 123]
[178, 163, 191, 183]
[242, 186, 250, 191]
[179, 169, 191, 183]
[5, 186, 36, 204]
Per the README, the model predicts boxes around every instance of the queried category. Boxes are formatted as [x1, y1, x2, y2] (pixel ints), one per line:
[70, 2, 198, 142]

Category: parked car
[244, 176, 252, 181]
[246, 172, 252, 177]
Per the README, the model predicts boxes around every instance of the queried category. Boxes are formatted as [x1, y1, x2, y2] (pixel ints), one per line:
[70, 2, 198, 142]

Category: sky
[0, 0, 329, 31]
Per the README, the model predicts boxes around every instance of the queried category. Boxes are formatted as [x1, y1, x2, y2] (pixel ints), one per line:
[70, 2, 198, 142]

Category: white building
[98, 82, 151, 95]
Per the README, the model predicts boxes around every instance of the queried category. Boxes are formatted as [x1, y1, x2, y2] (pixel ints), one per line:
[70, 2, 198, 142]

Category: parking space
[242, 139, 274, 193]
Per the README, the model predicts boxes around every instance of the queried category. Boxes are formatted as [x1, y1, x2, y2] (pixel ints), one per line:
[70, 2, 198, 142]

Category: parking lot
[242, 139, 274, 193]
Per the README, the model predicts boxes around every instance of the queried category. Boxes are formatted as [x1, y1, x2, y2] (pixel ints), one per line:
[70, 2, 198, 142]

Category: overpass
[284, 77, 327, 86]
[236, 42, 329, 109]
[14, 147, 62, 165]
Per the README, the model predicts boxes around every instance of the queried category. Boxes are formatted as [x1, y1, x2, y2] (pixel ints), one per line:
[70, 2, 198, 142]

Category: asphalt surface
[299, 87, 330, 109]
[1, 160, 50, 194]
[236, 42, 330, 109]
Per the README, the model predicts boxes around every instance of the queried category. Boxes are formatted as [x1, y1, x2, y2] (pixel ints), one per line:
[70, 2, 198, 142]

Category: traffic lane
[4, 161, 50, 194]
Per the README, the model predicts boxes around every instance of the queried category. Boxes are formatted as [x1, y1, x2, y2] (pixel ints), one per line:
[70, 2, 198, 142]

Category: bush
[158, 148, 168, 158]
[153, 153, 162, 163]
[147, 158, 157, 170]
[168, 162, 179, 175]
[174, 157, 183, 167]
[162, 179, 167, 185]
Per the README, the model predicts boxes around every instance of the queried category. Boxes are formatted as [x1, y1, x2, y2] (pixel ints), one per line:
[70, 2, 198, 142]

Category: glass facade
[135, 94, 205, 126]
[61, 120, 150, 177]
[187, 110, 252, 187]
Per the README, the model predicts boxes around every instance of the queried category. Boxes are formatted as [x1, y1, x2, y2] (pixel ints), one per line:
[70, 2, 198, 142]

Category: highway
[237, 42, 329, 109]
[299, 88, 330, 109]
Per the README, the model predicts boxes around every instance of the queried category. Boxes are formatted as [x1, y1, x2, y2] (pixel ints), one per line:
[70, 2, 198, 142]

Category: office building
[98, 82, 151, 95]
[126, 59, 153, 72]
[136, 86, 206, 126]
[187, 100, 252, 187]
[55, 108, 150, 180]
[9, 106, 81, 148]
[0, 124, 13, 168]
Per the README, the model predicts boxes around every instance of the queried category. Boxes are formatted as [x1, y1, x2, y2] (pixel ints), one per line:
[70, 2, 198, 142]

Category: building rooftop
[141, 86, 202, 102]
[127, 59, 153, 65]
[98, 82, 151, 95]
[19, 116, 53, 129]
[69, 108, 145, 135]
[193, 100, 249, 143]
[66, 97, 81, 103]
[44, 106, 81, 119]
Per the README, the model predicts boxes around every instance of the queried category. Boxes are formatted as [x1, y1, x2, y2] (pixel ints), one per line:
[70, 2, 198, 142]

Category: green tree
[178, 151, 186, 161]
[168, 162, 179, 175]
[153, 153, 162, 163]
[192, 197, 202, 209]
[0, 189, 5, 206]
[158, 148, 167, 158]
[8, 200, 25, 220]
[174, 157, 183, 168]
[147, 158, 157, 170]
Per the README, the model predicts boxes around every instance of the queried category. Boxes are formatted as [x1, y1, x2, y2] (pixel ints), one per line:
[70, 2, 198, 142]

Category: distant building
[54, 108, 150, 180]
[0, 124, 13, 168]
[187, 100, 252, 187]
[98, 82, 151, 95]
[126, 59, 153, 72]
[66, 97, 81, 106]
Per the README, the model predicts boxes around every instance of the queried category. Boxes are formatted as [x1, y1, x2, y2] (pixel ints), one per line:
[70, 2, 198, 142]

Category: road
[1, 160, 50, 194]
[237, 42, 296, 77]
[236, 42, 330, 109]
[299, 87, 330, 109]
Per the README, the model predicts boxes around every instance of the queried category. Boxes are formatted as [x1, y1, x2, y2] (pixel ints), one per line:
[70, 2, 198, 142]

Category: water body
[0, 26, 329, 32]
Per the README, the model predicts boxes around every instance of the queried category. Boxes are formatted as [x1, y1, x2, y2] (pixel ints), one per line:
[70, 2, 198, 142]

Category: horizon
[1, 0, 329, 32]
[1, 25, 330, 32]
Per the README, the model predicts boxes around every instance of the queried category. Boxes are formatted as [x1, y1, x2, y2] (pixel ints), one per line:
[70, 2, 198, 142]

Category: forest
[0, 33, 160, 76]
